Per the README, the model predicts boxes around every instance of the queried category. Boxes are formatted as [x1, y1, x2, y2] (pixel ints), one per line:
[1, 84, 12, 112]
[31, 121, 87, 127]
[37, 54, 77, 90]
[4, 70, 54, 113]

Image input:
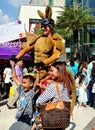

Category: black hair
[79, 74, 85, 84]
[16, 58, 23, 62]
[23, 75, 35, 83]
[70, 59, 75, 66]
[9, 56, 18, 63]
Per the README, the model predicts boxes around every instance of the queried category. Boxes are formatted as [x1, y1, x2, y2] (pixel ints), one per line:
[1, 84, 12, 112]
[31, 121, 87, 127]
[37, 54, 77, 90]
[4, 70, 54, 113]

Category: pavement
[0, 99, 95, 130]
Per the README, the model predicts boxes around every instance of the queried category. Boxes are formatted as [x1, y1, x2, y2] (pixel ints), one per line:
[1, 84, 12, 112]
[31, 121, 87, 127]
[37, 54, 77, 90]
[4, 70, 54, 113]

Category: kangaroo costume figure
[16, 5, 76, 114]
[16, 5, 65, 78]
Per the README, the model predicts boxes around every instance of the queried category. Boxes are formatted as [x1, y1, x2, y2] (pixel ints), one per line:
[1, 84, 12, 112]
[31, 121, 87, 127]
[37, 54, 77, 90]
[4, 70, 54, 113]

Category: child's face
[22, 78, 33, 92]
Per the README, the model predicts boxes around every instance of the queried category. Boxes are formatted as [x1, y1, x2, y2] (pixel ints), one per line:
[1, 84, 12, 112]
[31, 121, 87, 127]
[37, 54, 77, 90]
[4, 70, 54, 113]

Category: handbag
[39, 82, 71, 129]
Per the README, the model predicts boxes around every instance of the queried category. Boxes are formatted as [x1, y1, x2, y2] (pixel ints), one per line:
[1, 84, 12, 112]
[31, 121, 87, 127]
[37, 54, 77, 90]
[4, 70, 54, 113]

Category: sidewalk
[0, 101, 95, 130]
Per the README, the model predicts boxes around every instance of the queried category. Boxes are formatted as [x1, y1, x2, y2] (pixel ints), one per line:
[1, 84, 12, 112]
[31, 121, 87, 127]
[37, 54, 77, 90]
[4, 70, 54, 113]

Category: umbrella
[0, 46, 31, 60]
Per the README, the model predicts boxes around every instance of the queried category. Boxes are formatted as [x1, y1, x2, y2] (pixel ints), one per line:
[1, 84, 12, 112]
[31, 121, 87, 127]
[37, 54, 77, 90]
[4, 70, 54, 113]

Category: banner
[0, 21, 26, 43]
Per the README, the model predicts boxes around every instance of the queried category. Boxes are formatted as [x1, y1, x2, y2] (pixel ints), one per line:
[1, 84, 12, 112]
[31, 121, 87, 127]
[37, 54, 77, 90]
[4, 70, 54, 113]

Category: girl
[78, 74, 88, 109]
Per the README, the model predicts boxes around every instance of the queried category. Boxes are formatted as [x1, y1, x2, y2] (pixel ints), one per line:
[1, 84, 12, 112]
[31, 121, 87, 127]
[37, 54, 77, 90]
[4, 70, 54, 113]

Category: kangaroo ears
[45, 5, 52, 19]
[37, 5, 52, 19]
[37, 10, 45, 19]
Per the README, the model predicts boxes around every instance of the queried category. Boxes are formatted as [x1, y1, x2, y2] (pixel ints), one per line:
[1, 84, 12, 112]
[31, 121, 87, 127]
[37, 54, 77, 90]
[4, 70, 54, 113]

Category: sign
[0, 40, 22, 48]
[0, 21, 26, 43]
[29, 19, 41, 33]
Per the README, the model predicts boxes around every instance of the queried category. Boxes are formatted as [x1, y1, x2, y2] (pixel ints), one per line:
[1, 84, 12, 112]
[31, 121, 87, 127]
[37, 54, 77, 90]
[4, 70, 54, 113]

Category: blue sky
[0, 0, 30, 25]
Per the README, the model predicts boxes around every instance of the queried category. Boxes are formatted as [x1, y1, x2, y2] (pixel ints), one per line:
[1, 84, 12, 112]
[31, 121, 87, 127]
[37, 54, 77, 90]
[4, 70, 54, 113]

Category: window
[49, 0, 53, 5]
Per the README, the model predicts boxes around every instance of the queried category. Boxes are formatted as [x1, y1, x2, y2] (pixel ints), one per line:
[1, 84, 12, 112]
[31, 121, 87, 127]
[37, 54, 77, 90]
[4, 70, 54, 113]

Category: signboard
[29, 19, 41, 33]
[0, 21, 26, 43]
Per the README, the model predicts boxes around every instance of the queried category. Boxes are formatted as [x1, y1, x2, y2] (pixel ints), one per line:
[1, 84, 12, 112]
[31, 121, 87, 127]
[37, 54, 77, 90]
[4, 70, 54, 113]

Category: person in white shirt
[3, 61, 12, 99]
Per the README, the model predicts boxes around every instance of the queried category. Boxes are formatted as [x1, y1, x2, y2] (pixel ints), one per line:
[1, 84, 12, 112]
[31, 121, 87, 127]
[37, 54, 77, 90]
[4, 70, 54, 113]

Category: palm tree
[56, 3, 95, 57]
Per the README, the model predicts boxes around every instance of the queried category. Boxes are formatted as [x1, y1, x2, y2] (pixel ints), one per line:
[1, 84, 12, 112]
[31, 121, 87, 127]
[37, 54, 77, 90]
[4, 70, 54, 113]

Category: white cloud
[9, 0, 30, 7]
[0, 9, 14, 25]
[0, 0, 30, 24]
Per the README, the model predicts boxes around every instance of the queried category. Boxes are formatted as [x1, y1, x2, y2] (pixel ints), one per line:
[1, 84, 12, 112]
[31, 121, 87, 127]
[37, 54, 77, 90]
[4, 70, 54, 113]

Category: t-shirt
[3, 68, 12, 83]
[36, 82, 70, 106]
[16, 85, 35, 121]
[15, 64, 23, 80]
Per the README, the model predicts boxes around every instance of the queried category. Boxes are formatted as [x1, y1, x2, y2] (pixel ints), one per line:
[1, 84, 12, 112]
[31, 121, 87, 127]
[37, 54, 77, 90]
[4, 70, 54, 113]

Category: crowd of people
[0, 55, 94, 130]
[67, 56, 95, 109]
[0, 5, 95, 130]
[1, 55, 95, 109]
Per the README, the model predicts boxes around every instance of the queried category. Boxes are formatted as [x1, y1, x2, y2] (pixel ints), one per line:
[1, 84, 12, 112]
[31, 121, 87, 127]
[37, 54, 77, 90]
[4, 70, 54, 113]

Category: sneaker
[6, 103, 17, 109]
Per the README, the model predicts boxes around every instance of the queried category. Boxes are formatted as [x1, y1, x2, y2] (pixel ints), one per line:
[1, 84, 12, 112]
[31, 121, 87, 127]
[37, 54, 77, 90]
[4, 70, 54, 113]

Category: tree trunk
[73, 30, 78, 57]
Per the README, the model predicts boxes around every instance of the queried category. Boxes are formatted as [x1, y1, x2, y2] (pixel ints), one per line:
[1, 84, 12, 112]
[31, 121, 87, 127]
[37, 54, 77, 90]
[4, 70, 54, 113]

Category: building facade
[30, 0, 65, 6]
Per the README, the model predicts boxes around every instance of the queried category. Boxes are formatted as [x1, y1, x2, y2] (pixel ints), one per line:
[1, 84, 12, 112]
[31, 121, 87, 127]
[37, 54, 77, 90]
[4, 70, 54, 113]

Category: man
[16, 6, 65, 79]
[7, 58, 23, 109]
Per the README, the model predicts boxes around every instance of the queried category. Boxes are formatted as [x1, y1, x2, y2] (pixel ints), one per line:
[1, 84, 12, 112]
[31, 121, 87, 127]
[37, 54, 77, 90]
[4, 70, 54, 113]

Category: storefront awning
[0, 47, 31, 60]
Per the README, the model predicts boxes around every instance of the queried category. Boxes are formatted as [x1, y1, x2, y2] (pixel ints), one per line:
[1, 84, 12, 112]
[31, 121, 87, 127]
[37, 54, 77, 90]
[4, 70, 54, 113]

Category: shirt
[36, 82, 70, 106]
[87, 61, 93, 83]
[16, 85, 35, 120]
[3, 68, 12, 83]
[15, 64, 23, 80]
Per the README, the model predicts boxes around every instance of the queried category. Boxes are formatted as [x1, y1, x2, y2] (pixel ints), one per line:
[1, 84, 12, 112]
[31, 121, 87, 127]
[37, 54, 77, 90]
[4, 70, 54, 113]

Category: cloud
[0, 9, 14, 24]
[9, 0, 30, 7]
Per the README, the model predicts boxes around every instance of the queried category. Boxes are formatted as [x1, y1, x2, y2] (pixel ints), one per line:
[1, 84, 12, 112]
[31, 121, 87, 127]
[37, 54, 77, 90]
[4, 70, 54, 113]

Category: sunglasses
[41, 19, 50, 25]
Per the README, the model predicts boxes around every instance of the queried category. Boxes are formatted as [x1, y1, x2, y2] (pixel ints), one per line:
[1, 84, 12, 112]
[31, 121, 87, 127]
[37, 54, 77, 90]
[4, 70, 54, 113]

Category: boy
[15, 75, 35, 125]
[9, 61, 38, 130]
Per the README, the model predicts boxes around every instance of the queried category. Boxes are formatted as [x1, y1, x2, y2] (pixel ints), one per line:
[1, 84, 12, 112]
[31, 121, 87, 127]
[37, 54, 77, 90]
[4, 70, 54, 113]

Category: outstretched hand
[35, 62, 45, 71]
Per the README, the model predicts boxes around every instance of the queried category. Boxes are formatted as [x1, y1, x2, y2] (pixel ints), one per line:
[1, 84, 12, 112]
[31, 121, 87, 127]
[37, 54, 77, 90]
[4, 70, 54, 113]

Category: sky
[0, 0, 30, 25]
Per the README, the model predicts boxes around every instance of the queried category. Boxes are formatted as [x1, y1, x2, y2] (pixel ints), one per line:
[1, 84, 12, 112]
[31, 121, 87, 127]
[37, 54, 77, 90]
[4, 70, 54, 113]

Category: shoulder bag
[39, 82, 71, 129]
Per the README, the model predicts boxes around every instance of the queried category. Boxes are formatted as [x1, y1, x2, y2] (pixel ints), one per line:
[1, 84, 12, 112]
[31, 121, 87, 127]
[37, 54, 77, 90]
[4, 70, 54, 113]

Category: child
[9, 61, 38, 130]
[77, 74, 88, 110]
[75, 72, 82, 103]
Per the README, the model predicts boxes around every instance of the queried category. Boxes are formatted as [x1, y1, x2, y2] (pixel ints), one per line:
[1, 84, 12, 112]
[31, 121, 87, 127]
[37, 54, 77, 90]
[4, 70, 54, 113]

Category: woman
[35, 61, 72, 130]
